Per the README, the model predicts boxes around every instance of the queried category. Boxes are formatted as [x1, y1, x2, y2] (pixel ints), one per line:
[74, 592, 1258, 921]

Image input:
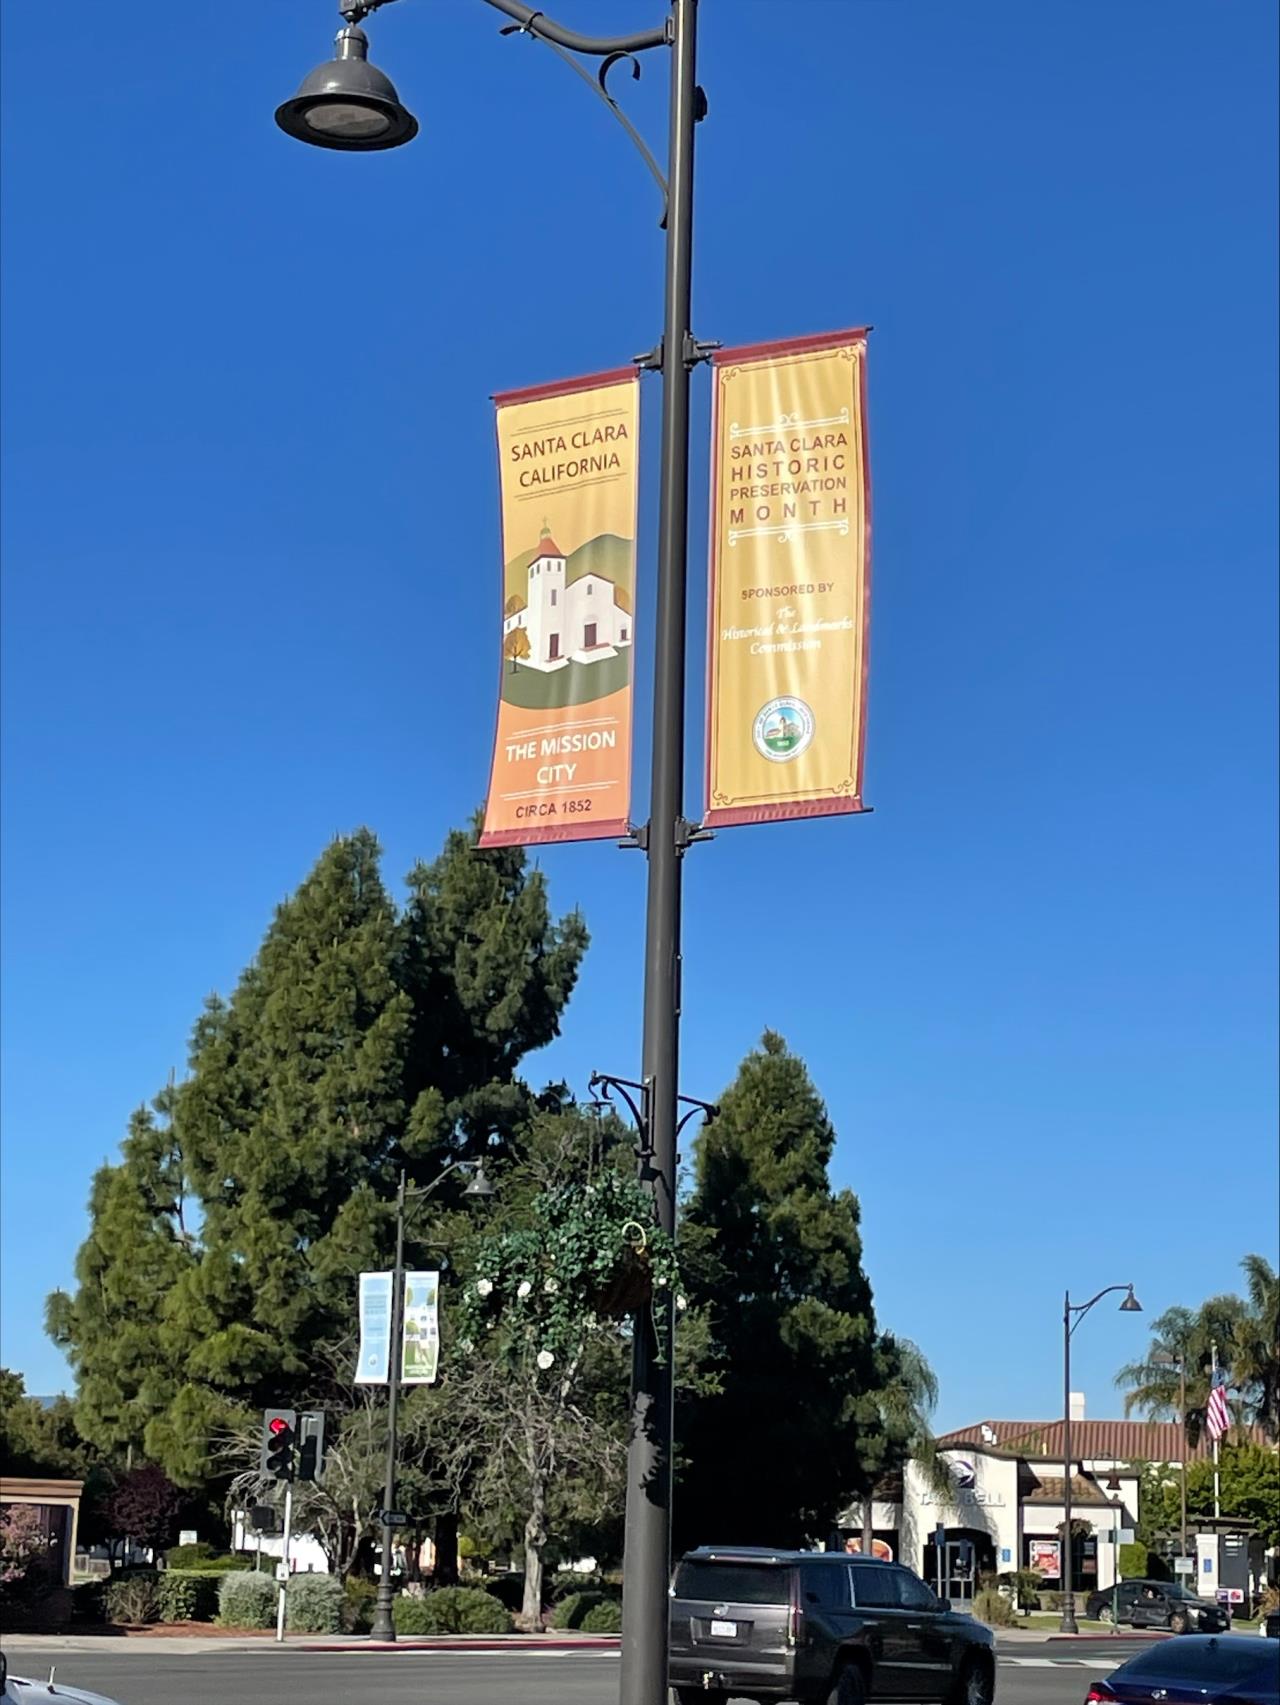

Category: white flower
[476, 1278, 494, 1297]
[543, 1278, 559, 1294]
[675, 1295, 688, 1313]
[517, 1280, 532, 1299]
[536, 1350, 555, 1370]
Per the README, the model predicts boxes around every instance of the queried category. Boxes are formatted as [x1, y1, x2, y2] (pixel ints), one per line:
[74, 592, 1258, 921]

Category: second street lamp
[1060, 1283, 1142, 1634]
[370, 1157, 494, 1645]
[276, 5, 702, 1702]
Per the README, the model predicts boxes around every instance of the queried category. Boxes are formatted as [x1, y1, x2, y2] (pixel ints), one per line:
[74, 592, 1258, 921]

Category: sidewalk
[1, 1630, 620, 1657]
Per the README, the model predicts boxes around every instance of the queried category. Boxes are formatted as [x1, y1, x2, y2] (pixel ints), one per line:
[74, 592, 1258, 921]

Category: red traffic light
[269, 1416, 291, 1436]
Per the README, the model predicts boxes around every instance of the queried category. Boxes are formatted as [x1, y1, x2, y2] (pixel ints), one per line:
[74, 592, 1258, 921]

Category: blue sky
[2, 0, 1275, 1432]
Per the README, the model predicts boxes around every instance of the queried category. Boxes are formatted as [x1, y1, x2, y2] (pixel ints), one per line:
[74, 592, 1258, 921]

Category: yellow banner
[705, 331, 872, 827]
[480, 370, 639, 847]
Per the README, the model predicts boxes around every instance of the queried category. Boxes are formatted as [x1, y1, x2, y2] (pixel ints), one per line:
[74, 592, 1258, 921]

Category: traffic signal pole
[275, 1482, 293, 1642]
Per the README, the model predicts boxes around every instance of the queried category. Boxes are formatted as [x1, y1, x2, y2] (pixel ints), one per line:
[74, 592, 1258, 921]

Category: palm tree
[1231, 1255, 1279, 1440]
[858, 1333, 948, 1552]
[1116, 1256, 1278, 1443]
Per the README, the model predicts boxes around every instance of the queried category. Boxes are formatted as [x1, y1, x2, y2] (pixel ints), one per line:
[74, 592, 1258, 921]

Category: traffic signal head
[260, 1408, 297, 1481]
[297, 1411, 326, 1484]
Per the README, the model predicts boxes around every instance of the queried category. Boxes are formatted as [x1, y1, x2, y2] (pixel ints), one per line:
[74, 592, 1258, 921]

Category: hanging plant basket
[455, 1173, 684, 1366]
[590, 1226, 654, 1319]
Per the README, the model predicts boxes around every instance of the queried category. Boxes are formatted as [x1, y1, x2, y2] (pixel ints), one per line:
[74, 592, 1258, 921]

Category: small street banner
[704, 329, 872, 827]
[400, 1270, 440, 1386]
[480, 368, 640, 847]
[354, 1271, 392, 1385]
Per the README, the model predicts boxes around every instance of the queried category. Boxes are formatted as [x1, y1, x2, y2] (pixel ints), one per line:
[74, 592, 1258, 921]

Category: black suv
[669, 1546, 997, 1704]
[1084, 1578, 1229, 1633]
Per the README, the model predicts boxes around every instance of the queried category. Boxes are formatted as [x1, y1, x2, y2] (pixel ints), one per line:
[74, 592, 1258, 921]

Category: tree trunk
[434, 1510, 460, 1586]
[861, 1499, 874, 1555]
[520, 1479, 548, 1631]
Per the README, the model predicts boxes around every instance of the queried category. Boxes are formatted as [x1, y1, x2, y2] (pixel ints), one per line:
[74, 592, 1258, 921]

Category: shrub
[996, 1569, 1043, 1611]
[286, 1572, 343, 1633]
[343, 1575, 378, 1633]
[972, 1587, 1015, 1628]
[482, 1572, 525, 1611]
[71, 1579, 107, 1624]
[105, 1573, 160, 1626]
[392, 1594, 435, 1635]
[580, 1599, 623, 1633]
[392, 1586, 513, 1635]
[217, 1569, 277, 1629]
[550, 1568, 604, 1601]
[552, 1589, 609, 1629]
[1117, 1542, 1147, 1581]
[157, 1570, 222, 1623]
[165, 1542, 216, 1569]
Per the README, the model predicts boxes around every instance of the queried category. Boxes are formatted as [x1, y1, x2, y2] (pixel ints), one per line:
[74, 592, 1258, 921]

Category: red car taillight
[1084, 1686, 1117, 1703]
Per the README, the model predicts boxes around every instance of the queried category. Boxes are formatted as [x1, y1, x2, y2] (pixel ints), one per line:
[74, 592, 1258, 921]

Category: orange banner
[480, 369, 640, 847]
[704, 330, 872, 827]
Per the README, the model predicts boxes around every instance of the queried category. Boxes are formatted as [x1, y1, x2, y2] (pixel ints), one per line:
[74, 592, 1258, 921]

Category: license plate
[709, 1619, 737, 1638]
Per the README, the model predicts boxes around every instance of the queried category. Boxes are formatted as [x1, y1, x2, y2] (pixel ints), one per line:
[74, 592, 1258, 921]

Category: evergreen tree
[49, 822, 588, 1495]
[45, 1094, 193, 1464]
[677, 1032, 883, 1548]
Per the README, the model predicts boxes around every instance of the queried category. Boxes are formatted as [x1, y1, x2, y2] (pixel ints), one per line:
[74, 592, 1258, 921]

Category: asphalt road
[0, 1641, 1144, 1705]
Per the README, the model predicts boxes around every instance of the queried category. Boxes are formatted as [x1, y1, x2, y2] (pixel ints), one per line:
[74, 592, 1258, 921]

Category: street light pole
[1060, 1283, 1143, 1635]
[370, 1170, 408, 1643]
[369, 1159, 494, 1644]
[275, 8, 703, 1697]
[623, 6, 699, 1704]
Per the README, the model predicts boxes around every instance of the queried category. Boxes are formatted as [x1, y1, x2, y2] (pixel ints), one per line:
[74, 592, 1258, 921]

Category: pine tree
[677, 1032, 883, 1548]
[49, 821, 589, 1496]
[45, 1096, 194, 1465]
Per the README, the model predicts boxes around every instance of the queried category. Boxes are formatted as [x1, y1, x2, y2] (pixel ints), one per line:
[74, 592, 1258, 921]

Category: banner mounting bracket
[675, 817, 714, 853]
[683, 334, 720, 368]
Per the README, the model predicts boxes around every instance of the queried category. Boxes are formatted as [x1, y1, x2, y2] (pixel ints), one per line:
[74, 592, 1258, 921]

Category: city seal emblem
[752, 696, 815, 762]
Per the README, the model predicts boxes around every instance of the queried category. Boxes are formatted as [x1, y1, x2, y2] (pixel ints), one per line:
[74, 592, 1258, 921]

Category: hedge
[580, 1599, 623, 1633]
[104, 1573, 160, 1626]
[552, 1589, 612, 1630]
[286, 1572, 344, 1633]
[217, 1570, 277, 1629]
[392, 1587, 513, 1635]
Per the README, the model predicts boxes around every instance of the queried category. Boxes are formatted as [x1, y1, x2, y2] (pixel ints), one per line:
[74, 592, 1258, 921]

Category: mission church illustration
[502, 525, 632, 673]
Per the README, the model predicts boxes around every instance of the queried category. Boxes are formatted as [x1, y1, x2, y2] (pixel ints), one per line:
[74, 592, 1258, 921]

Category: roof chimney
[1069, 1391, 1086, 1423]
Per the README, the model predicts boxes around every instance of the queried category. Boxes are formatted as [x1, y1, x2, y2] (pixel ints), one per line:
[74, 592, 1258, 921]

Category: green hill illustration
[500, 528, 635, 711]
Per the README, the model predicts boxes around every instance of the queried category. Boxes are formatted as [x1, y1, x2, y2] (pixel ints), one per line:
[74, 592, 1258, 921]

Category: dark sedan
[1084, 1634, 1280, 1704]
[1086, 1578, 1229, 1632]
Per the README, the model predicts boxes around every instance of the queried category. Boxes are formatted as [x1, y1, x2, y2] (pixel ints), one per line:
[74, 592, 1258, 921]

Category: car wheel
[1098, 1603, 1114, 1625]
[1169, 1610, 1189, 1634]
[827, 1663, 869, 1705]
[945, 1657, 995, 1705]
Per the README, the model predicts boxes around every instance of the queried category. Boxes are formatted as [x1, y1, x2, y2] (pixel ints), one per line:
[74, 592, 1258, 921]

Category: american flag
[1206, 1370, 1231, 1442]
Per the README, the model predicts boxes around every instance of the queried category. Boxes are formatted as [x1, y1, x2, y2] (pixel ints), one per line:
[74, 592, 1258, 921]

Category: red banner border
[491, 365, 637, 409]
[703, 328, 873, 830]
[479, 368, 641, 850]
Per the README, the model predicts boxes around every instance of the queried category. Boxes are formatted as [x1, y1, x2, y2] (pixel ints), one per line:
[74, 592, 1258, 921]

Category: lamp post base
[370, 1587, 397, 1643]
[1059, 1603, 1079, 1635]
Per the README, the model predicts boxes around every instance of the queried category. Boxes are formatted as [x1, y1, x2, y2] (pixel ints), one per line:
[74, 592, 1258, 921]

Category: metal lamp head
[1119, 1287, 1143, 1313]
[275, 25, 418, 152]
[462, 1162, 495, 1200]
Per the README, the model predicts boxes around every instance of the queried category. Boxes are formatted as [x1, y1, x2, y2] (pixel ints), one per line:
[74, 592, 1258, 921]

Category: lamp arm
[479, 0, 668, 57]
[339, 0, 667, 56]
[1067, 1283, 1135, 1338]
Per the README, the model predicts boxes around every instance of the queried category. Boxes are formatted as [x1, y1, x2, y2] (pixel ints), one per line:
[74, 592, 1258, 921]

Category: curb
[299, 1637, 622, 1654]
[1046, 1632, 1170, 1643]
